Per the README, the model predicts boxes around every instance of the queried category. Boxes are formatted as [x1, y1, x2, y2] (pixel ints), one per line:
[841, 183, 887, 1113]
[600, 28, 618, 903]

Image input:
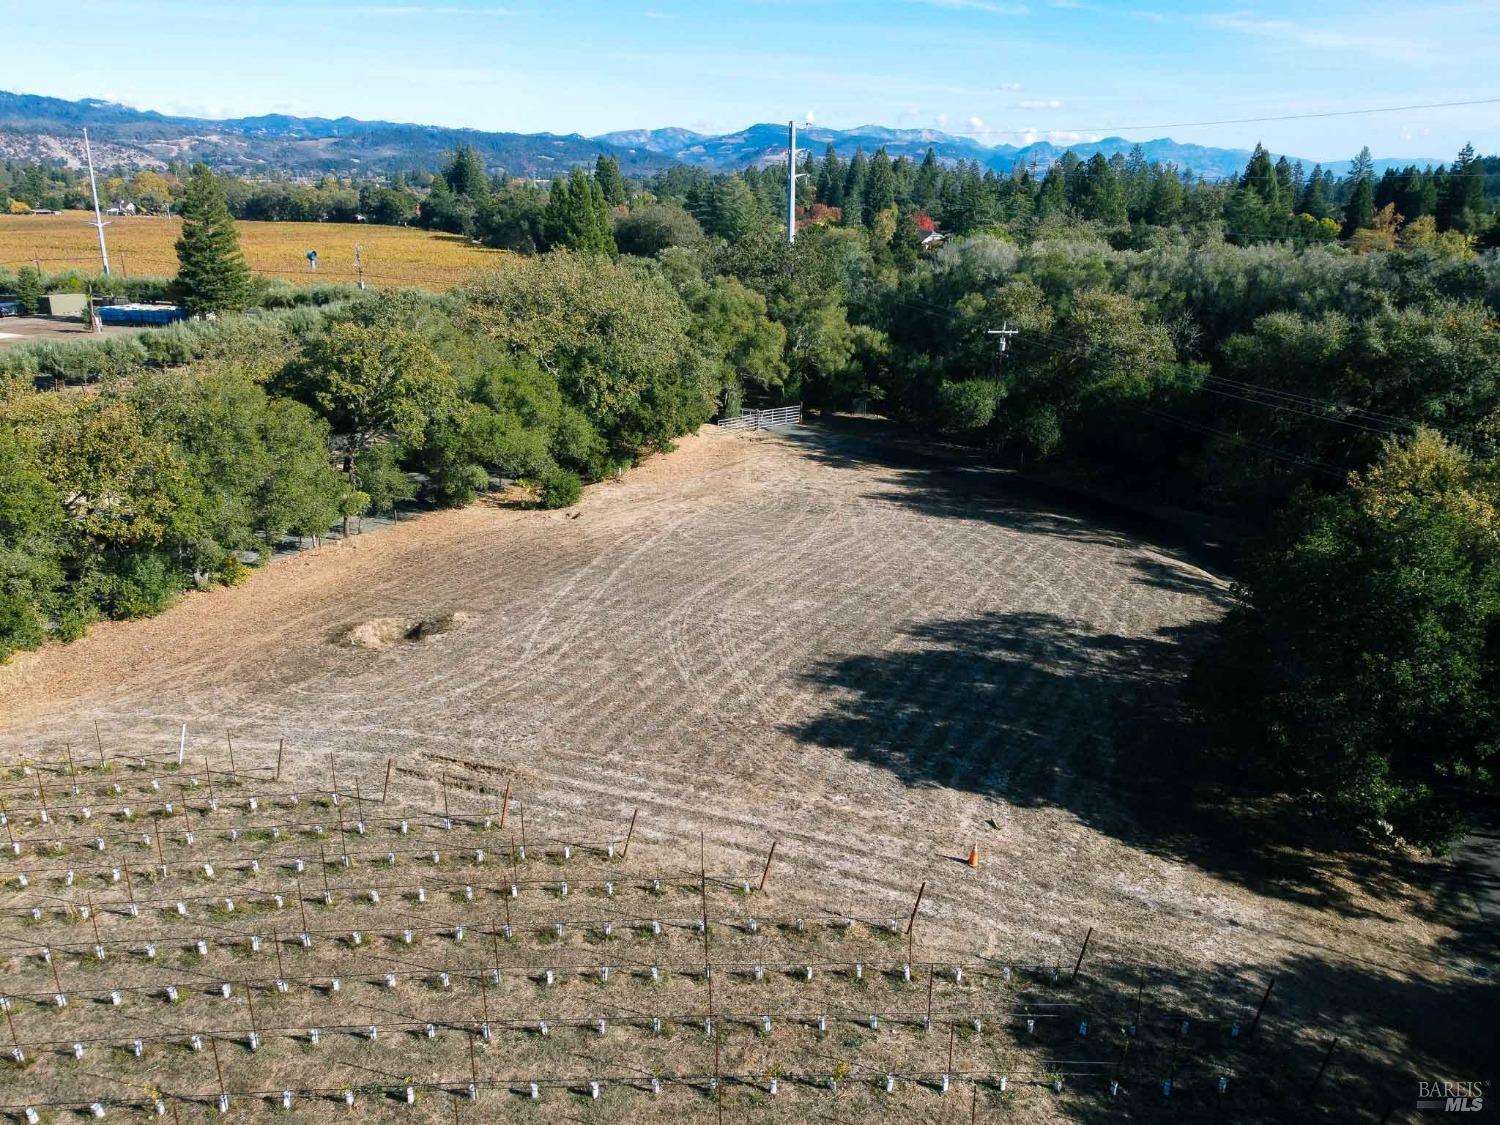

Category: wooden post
[354, 777, 363, 823]
[758, 839, 777, 892]
[328, 752, 338, 805]
[441, 773, 450, 822]
[94, 721, 104, 767]
[273, 929, 284, 979]
[203, 754, 215, 799]
[274, 738, 285, 783]
[467, 1029, 478, 1084]
[906, 881, 927, 935]
[497, 779, 510, 830]
[123, 862, 136, 907]
[947, 1023, 955, 1073]
[210, 1036, 226, 1097]
[1070, 926, 1093, 983]
[622, 809, 638, 859]
[1248, 977, 1275, 1038]
[244, 980, 256, 1032]
[65, 744, 77, 784]
[381, 757, 392, 803]
[296, 877, 309, 934]
[926, 965, 935, 1026]
[3, 1001, 21, 1054]
[225, 732, 237, 782]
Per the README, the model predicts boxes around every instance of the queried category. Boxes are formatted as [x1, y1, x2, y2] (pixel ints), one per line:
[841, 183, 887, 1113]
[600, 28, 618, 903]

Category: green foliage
[544, 169, 617, 256]
[15, 265, 43, 315]
[538, 467, 583, 509]
[174, 164, 252, 317]
[463, 252, 713, 457]
[614, 204, 703, 258]
[1190, 432, 1498, 849]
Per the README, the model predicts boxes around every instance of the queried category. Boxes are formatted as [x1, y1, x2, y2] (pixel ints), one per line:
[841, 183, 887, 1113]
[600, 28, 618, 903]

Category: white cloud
[1017, 98, 1062, 109]
[967, 115, 987, 130]
[1046, 130, 1100, 144]
[995, 81, 1024, 92]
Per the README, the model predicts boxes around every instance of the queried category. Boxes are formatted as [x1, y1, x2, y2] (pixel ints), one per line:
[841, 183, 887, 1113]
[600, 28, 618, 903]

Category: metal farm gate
[715, 405, 803, 431]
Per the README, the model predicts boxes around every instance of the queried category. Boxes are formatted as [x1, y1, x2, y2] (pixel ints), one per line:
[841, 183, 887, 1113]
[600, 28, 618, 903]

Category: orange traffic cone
[966, 844, 979, 868]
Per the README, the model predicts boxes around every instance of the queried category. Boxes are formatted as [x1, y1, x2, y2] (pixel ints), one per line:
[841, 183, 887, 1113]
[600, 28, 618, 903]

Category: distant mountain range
[0, 90, 1439, 182]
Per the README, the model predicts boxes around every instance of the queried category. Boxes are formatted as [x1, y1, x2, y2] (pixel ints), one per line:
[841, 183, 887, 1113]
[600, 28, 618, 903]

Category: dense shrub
[538, 467, 582, 509]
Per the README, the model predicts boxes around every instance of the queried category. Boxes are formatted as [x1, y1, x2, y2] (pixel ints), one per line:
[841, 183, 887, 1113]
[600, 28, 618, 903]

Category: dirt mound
[337, 611, 473, 649]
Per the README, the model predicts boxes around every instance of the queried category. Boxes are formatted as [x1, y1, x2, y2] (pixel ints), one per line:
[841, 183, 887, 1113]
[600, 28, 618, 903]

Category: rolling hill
[0, 89, 1438, 181]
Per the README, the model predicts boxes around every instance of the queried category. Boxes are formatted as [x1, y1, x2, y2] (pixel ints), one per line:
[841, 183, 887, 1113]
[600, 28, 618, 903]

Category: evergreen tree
[594, 154, 628, 207]
[842, 148, 868, 227]
[443, 144, 490, 199]
[1037, 163, 1068, 217]
[1240, 144, 1280, 207]
[1342, 148, 1376, 234]
[1143, 167, 1185, 225]
[913, 147, 943, 212]
[864, 147, 897, 224]
[1075, 153, 1127, 225]
[1443, 143, 1485, 232]
[174, 164, 251, 317]
[816, 143, 845, 210]
[1274, 156, 1294, 206]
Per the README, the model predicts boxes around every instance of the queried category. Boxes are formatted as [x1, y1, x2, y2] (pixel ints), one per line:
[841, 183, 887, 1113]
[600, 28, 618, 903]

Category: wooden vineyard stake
[442, 773, 451, 822]
[906, 881, 926, 935]
[225, 732, 237, 782]
[498, 779, 510, 829]
[927, 965, 935, 1026]
[1071, 926, 1094, 982]
[328, 752, 338, 805]
[94, 720, 104, 767]
[274, 738, 285, 783]
[622, 808, 638, 858]
[947, 1023, 956, 1074]
[210, 1037, 226, 1100]
[759, 839, 777, 892]
[203, 754, 215, 800]
[382, 756, 393, 802]
[64, 745, 76, 784]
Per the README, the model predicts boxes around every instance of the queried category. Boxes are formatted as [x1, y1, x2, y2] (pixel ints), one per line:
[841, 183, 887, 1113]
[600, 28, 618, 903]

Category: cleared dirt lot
[0, 422, 1491, 1121]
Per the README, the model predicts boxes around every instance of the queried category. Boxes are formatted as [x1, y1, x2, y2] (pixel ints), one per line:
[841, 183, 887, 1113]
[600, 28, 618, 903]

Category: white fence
[716, 405, 803, 431]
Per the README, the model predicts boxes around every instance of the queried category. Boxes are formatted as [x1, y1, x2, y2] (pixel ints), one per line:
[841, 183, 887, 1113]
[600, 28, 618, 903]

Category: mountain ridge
[0, 90, 1441, 181]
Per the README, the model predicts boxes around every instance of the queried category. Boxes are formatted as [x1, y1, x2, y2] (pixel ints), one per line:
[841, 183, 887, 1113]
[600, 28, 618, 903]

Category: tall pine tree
[174, 164, 251, 317]
[594, 154, 628, 207]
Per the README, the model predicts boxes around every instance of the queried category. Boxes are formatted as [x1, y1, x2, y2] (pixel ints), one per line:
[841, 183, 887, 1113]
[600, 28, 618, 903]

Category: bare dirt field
[0, 421, 1491, 1122]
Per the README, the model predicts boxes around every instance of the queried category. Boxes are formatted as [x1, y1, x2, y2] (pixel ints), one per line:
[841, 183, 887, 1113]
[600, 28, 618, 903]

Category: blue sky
[3, 0, 1496, 160]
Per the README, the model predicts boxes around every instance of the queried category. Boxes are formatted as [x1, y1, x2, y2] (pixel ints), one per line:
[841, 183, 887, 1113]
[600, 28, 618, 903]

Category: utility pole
[354, 244, 365, 290]
[786, 120, 799, 243]
[986, 322, 1018, 369]
[82, 128, 111, 276]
